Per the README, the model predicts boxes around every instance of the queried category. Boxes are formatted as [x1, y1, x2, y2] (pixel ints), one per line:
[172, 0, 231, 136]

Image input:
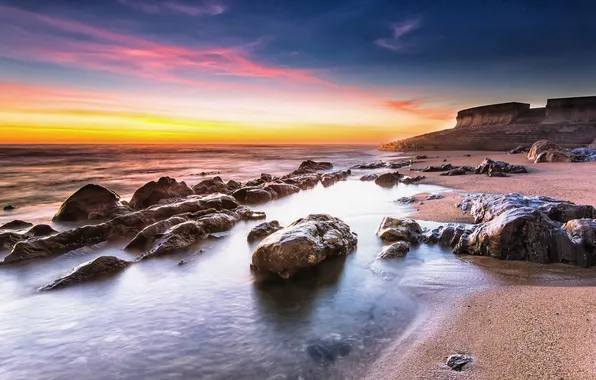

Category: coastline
[367, 149, 596, 379]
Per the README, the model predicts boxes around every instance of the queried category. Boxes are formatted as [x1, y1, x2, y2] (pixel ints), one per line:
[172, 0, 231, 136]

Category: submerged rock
[247, 221, 283, 243]
[374, 172, 400, 188]
[39, 256, 131, 291]
[251, 214, 357, 278]
[129, 177, 193, 210]
[53, 184, 124, 222]
[360, 174, 379, 181]
[0, 220, 34, 230]
[306, 336, 351, 364]
[376, 217, 422, 243]
[527, 140, 562, 161]
[446, 354, 473, 371]
[377, 241, 410, 258]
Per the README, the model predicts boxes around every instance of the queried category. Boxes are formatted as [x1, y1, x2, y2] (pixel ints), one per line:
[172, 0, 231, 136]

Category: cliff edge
[380, 96, 596, 151]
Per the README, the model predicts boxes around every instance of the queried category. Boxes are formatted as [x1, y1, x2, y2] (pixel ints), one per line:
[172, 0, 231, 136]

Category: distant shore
[367, 149, 596, 379]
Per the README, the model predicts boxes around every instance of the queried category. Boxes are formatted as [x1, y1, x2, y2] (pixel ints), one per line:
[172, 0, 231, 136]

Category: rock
[460, 193, 596, 224]
[420, 164, 453, 172]
[426, 193, 443, 200]
[3, 205, 15, 212]
[395, 196, 416, 204]
[0, 224, 58, 251]
[3, 195, 239, 264]
[376, 217, 422, 243]
[0, 220, 34, 230]
[569, 147, 596, 162]
[39, 256, 131, 291]
[534, 150, 574, 163]
[446, 354, 473, 371]
[234, 206, 267, 221]
[387, 161, 411, 169]
[124, 214, 193, 252]
[245, 173, 274, 187]
[423, 223, 476, 247]
[292, 160, 333, 175]
[440, 166, 473, 176]
[320, 170, 350, 187]
[442, 159, 448, 162]
[487, 170, 509, 177]
[53, 184, 124, 222]
[508, 145, 528, 154]
[233, 187, 276, 204]
[281, 173, 321, 190]
[400, 175, 425, 184]
[377, 241, 410, 258]
[192, 176, 227, 195]
[251, 214, 357, 278]
[139, 213, 238, 259]
[247, 221, 282, 243]
[463, 153, 472, 157]
[527, 140, 562, 161]
[374, 172, 400, 188]
[352, 161, 386, 170]
[306, 336, 351, 363]
[360, 174, 379, 181]
[474, 158, 527, 174]
[129, 177, 193, 210]
[414, 155, 427, 159]
[264, 183, 300, 198]
[226, 179, 242, 190]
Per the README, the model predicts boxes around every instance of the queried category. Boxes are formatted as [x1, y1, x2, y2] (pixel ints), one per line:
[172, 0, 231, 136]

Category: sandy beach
[367, 150, 596, 380]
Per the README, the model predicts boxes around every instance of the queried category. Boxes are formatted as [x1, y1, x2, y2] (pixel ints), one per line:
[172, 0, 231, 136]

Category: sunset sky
[1, 0, 596, 144]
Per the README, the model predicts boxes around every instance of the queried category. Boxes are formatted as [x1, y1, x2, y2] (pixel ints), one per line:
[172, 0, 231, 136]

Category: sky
[1, 0, 596, 144]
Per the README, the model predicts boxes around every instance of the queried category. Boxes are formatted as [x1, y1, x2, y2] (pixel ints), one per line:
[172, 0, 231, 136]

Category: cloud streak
[119, 0, 227, 16]
[384, 99, 454, 120]
[375, 18, 420, 52]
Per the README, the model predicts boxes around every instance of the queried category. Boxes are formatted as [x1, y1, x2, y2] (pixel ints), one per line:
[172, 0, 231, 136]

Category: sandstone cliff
[380, 96, 596, 151]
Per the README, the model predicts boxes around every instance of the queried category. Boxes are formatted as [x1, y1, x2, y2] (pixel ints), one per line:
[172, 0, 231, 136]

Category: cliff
[380, 96, 596, 151]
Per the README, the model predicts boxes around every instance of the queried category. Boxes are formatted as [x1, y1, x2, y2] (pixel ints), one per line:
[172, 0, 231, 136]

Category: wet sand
[368, 150, 596, 379]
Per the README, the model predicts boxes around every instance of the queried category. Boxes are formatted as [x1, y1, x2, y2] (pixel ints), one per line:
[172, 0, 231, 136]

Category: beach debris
[39, 256, 131, 291]
[446, 354, 473, 371]
[251, 214, 357, 279]
[247, 221, 283, 243]
[426, 193, 444, 200]
[377, 241, 410, 258]
[395, 196, 416, 204]
[129, 177, 193, 210]
[3, 205, 15, 212]
[360, 174, 379, 181]
[376, 217, 422, 243]
[374, 172, 401, 188]
[53, 184, 127, 222]
[306, 335, 351, 364]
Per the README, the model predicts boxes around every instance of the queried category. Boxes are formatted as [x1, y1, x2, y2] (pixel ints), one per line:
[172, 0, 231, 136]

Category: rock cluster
[251, 214, 357, 278]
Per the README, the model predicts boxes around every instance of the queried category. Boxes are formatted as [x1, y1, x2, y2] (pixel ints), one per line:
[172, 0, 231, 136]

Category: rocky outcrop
[2, 194, 240, 264]
[247, 221, 283, 243]
[39, 256, 131, 291]
[251, 214, 357, 278]
[53, 184, 126, 222]
[377, 241, 410, 258]
[245, 174, 274, 187]
[376, 217, 422, 243]
[129, 177, 193, 210]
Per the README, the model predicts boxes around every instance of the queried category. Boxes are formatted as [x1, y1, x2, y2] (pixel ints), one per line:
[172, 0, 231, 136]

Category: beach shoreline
[366, 149, 596, 379]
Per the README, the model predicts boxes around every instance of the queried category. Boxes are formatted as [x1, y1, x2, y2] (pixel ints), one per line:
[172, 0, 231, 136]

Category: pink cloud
[385, 99, 455, 120]
[375, 18, 421, 52]
[0, 5, 329, 91]
[119, 0, 226, 16]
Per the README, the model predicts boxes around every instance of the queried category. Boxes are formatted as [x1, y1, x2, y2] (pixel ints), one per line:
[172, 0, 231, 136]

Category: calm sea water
[0, 145, 594, 380]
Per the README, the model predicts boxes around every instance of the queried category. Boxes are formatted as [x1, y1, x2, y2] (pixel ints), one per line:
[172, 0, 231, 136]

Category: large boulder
[53, 184, 123, 222]
[251, 214, 357, 278]
[39, 256, 131, 291]
[376, 217, 422, 243]
[534, 150, 574, 163]
[527, 140, 562, 161]
[247, 221, 283, 243]
[129, 177, 193, 210]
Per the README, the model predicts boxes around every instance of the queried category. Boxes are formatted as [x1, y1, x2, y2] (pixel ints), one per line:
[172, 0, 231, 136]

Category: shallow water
[1, 145, 595, 380]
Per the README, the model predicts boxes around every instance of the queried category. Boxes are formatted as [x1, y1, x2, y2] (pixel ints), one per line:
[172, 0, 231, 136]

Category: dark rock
[0, 224, 58, 251]
[39, 256, 131, 291]
[360, 174, 379, 181]
[320, 170, 350, 187]
[245, 173, 274, 187]
[487, 170, 509, 177]
[508, 145, 528, 154]
[426, 193, 443, 200]
[534, 150, 574, 163]
[3, 195, 239, 264]
[446, 354, 473, 371]
[527, 140, 562, 161]
[440, 166, 473, 176]
[291, 160, 334, 175]
[129, 177, 193, 210]
[124, 214, 192, 252]
[374, 172, 400, 188]
[474, 158, 527, 175]
[414, 155, 427, 159]
[53, 184, 124, 222]
[306, 336, 351, 364]
[395, 196, 416, 204]
[377, 241, 409, 258]
[423, 223, 476, 247]
[232, 187, 276, 204]
[226, 179, 242, 190]
[234, 206, 267, 221]
[400, 175, 425, 184]
[463, 153, 472, 157]
[264, 183, 300, 198]
[0, 220, 34, 230]
[3, 205, 15, 212]
[387, 161, 411, 169]
[420, 164, 454, 172]
[247, 221, 282, 243]
[192, 176, 227, 195]
[281, 173, 320, 190]
[251, 214, 357, 278]
[352, 161, 386, 169]
[376, 217, 422, 243]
